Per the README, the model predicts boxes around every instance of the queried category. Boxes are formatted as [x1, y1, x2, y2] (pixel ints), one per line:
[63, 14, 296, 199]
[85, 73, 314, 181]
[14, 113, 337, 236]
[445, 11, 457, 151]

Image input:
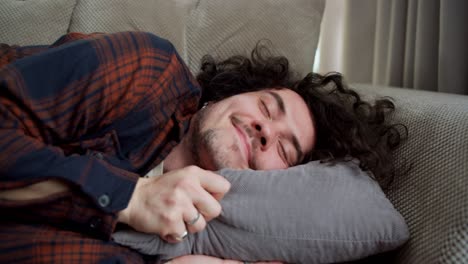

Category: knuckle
[174, 178, 193, 193]
[160, 211, 178, 224]
[177, 176, 192, 186]
[162, 195, 178, 207]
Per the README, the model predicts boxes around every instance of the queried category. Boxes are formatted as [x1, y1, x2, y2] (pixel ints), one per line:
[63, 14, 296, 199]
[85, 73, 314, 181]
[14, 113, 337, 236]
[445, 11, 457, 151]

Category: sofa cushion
[0, 0, 77, 45]
[113, 161, 409, 263]
[68, 0, 196, 65]
[69, 0, 324, 76]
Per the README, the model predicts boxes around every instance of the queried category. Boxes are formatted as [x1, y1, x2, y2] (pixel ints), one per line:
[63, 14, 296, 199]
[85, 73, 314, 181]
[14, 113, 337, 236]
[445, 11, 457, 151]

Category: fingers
[165, 206, 207, 243]
[158, 205, 189, 243]
[163, 230, 188, 244]
[189, 186, 223, 222]
[121, 166, 231, 243]
[196, 168, 231, 200]
[183, 207, 206, 234]
[181, 166, 230, 221]
[165, 168, 226, 241]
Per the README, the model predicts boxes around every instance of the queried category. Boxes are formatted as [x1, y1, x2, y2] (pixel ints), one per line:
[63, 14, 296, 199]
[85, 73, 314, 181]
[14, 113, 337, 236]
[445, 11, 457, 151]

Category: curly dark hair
[196, 44, 408, 189]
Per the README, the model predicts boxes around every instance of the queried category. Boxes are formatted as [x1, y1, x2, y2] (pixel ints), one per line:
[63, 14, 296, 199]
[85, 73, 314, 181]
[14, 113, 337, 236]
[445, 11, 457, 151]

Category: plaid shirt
[0, 32, 200, 263]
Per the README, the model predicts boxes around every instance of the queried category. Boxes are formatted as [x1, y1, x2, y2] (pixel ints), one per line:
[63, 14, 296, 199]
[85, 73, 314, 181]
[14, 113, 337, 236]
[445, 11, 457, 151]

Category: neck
[163, 138, 194, 172]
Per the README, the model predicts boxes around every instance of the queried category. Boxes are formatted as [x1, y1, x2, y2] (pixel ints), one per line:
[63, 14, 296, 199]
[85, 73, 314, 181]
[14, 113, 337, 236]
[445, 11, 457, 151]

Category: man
[0, 32, 404, 263]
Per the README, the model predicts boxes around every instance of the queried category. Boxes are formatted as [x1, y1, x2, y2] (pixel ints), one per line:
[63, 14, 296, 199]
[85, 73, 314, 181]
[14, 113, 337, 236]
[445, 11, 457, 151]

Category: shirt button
[98, 194, 110, 207]
[89, 217, 102, 229]
[93, 152, 104, 160]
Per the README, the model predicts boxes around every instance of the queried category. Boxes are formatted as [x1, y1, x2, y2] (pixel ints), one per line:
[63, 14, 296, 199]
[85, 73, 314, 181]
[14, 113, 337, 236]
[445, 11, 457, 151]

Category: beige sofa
[1, 1, 467, 263]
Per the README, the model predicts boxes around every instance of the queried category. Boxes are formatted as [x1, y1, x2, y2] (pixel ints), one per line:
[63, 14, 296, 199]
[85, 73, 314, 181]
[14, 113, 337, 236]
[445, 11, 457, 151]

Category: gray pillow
[112, 161, 409, 263]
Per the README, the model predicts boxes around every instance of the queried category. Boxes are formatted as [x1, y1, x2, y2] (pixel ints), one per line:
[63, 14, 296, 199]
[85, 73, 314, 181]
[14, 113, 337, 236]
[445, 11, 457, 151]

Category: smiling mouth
[232, 117, 251, 166]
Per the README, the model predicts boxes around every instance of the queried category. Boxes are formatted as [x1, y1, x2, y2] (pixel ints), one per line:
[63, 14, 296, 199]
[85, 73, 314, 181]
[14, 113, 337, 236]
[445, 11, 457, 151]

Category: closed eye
[260, 100, 271, 118]
[278, 140, 290, 166]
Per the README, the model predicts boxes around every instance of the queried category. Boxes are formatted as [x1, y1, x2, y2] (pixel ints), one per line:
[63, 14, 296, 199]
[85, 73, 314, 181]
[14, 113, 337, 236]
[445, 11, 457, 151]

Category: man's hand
[117, 165, 230, 243]
[167, 255, 283, 264]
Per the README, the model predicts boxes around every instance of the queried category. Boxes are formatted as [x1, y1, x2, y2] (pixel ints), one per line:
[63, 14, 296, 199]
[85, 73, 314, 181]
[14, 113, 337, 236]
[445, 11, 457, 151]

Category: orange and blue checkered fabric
[0, 31, 200, 263]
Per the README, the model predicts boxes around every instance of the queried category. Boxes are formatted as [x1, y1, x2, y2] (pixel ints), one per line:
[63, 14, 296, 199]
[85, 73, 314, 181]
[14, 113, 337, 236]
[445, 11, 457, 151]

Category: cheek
[254, 150, 288, 170]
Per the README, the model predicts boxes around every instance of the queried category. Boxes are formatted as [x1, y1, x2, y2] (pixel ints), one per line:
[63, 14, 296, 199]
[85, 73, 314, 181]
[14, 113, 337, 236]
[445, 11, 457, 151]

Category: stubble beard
[189, 108, 240, 170]
[191, 129, 234, 170]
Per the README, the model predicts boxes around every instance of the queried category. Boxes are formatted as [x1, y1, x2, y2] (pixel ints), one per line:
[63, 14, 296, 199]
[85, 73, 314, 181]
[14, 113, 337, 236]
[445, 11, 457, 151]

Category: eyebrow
[267, 91, 304, 164]
[267, 91, 285, 114]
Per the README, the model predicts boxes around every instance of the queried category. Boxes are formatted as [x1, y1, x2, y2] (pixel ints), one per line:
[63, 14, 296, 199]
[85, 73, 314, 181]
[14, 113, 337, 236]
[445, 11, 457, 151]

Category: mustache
[231, 116, 254, 138]
[231, 115, 260, 169]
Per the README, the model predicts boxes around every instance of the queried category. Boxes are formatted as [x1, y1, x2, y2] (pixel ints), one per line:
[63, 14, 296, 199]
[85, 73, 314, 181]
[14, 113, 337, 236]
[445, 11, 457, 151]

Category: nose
[253, 120, 276, 150]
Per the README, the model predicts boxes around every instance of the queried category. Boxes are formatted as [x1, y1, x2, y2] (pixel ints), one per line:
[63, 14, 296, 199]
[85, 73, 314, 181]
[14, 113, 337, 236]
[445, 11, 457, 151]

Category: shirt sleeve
[0, 44, 47, 67]
[0, 31, 195, 239]
[0, 32, 104, 67]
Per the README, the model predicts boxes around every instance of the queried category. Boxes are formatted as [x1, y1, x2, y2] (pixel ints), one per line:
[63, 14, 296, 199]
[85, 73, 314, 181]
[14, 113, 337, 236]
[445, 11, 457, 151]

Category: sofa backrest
[0, 0, 325, 77]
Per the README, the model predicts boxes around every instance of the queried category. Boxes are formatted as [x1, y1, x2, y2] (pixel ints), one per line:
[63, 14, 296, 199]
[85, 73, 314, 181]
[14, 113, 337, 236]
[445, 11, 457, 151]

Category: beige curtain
[315, 0, 468, 95]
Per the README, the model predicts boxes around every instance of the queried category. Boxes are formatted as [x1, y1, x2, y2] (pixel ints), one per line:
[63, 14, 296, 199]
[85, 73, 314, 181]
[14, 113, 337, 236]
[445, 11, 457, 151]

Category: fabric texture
[0, 0, 77, 45]
[354, 84, 468, 264]
[0, 222, 147, 264]
[67, 0, 324, 77]
[4, 0, 468, 263]
[316, 0, 468, 95]
[113, 161, 409, 264]
[0, 31, 200, 263]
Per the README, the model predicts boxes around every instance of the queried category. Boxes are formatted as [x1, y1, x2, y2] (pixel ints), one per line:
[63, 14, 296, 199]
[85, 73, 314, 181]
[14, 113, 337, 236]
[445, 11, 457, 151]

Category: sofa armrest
[352, 84, 468, 264]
